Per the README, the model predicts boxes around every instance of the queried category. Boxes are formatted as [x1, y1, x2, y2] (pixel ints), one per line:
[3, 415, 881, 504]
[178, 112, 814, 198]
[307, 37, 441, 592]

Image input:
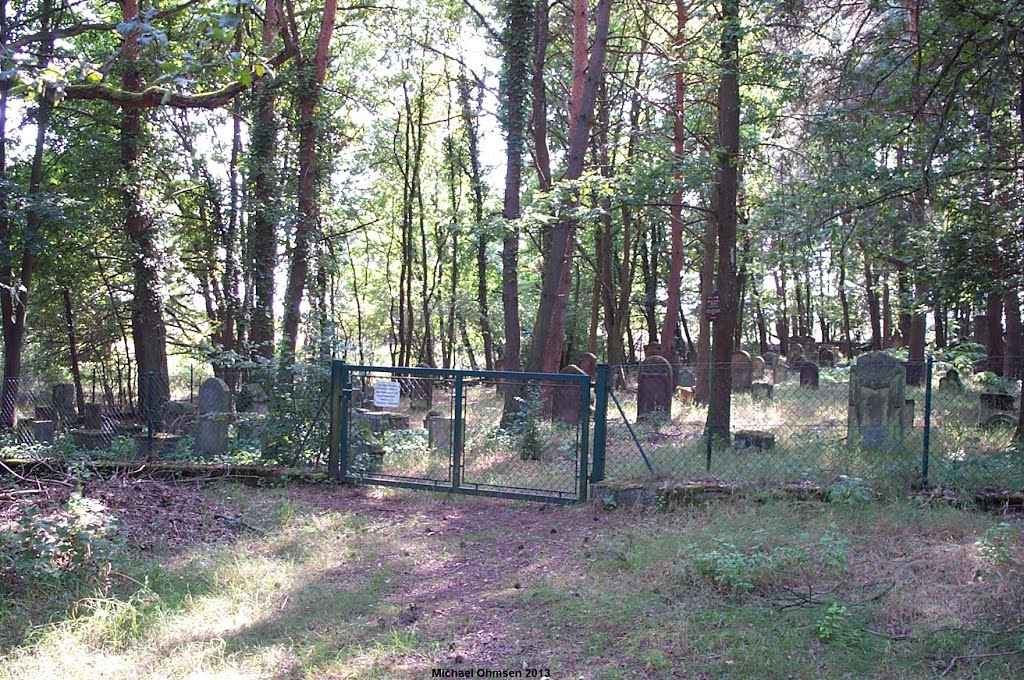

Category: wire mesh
[601, 354, 1023, 496]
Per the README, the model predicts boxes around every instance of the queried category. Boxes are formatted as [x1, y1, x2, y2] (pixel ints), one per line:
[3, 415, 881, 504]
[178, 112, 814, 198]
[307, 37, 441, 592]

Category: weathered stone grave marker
[636, 355, 673, 422]
[195, 377, 231, 456]
[731, 350, 753, 392]
[799, 362, 820, 389]
[848, 352, 906, 451]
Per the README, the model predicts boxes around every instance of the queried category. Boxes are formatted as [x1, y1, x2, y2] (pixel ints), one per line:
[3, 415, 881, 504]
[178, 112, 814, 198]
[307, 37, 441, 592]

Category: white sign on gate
[373, 380, 401, 408]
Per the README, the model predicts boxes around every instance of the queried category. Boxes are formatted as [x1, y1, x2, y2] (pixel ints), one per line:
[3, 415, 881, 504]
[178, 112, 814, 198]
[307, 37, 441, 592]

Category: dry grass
[3, 482, 1024, 679]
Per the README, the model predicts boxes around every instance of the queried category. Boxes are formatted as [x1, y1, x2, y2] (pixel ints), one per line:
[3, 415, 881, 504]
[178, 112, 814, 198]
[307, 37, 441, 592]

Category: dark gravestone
[238, 383, 271, 414]
[751, 356, 766, 380]
[636, 355, 673, 422]
[83, 403, 104, 430]
[938, 369, 963, 394]
[734, 430, 776, 451]
[903, 360, 924, 387]
[848, 352, 907, 451]
[162, 400, 198, 434]
[195, 377, 231, 456]
[677, 369, 696, 388]
[801, 336, 816, 355]
[799, 362, 820, 389]
[731, 351, 754, 392]
[52, 383, 77, 427]
[578, 353, 597, 379]
[553, 365, 588, 425]
[980, 392, 1015, 412]
[751, 382, 774, 402]
[644, 342, 662, 359]
[762, 352, 779, 368]
[32, 420, 55, 444]
[818, 349, 835, 368]
[788, 343, 804, 365]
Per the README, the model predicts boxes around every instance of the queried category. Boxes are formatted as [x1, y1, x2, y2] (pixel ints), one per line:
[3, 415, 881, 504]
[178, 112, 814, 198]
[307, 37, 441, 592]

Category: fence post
[591, 364, 609, 484]
[451, 374, 464, 489]
[922, 354, 933, 489]
[327, 360, 346, 481]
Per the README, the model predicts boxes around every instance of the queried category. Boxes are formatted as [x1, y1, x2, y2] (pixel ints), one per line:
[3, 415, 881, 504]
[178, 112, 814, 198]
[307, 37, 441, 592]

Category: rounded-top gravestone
[553, 365, 588, 425]
[731, 350, 753, 392]
[577, 353, 597, 379]
[636, 355, 673, 422]
[799, 362, 820, 389]
[195, 377, 231, 456]
[751, 355, 766, 380]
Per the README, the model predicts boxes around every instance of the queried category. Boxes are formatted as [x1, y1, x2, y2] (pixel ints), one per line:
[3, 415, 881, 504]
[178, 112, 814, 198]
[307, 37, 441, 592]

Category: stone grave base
[733, 430, 776, 451]
[135, 433, 182, 458]
[71, 429, 113, 450]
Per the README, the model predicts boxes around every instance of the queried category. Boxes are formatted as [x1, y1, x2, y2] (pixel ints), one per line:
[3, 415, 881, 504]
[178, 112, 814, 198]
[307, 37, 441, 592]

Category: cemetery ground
[3, 479, 1024, 679]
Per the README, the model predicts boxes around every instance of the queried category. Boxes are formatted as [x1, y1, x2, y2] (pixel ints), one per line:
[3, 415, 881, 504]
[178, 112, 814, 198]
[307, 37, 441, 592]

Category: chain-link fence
[598, 353, 1023, 496]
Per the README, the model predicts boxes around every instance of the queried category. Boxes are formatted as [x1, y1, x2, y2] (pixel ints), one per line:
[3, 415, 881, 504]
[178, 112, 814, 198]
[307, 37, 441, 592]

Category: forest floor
[2, 480, 1024, 679]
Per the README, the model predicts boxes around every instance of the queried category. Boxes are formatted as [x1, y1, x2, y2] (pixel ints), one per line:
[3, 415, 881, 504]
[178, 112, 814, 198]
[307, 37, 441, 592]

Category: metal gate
[327, 362, 592, 503]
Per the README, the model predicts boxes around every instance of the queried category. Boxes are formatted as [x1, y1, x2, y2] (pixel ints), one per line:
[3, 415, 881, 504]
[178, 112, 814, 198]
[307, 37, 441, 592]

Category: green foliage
[1, 493, 121, 590]
[976, 522, 1016, 567]
[817, 602, 861, 644]
[825, 476, 874, 504]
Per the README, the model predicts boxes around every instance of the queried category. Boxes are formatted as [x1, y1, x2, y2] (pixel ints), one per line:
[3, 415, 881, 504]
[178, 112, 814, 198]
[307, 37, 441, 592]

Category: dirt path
[286, 486, 628, 673]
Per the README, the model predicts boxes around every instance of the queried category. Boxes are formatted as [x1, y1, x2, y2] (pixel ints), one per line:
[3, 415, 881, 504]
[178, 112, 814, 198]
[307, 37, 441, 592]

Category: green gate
[327, 362, 594, 503]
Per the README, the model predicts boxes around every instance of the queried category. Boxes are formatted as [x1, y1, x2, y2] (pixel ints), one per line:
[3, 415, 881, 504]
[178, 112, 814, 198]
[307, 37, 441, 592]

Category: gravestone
[818, 349, 836, 368]
[52, 383, 77, 426]
[890, 330, 904, 349]
[903, 360, 924, 387]
[980, 392, 1015, 413]
[238, 383, 271, 414]
[734, 430, 775, 451]
[194, 377, 231, 456]
[32, 420, 55, 444]
[677, 369, 696, 388]
[553, 365, 587, 425]
[162, 400, 198, 434]
[762, 352, 779, 368]
[751, 382, 774, 402]
[799, 362, 820, 389]
[938, 369, 963, 394]
[636, 355, 673, 422]
[83, 403, 104, 430]
[577, 353, 597, 379]
[801, 336, 816, 354]
[427, 416, 464, 452]
[644, 342, 662, 359]
[774, 362, 789, 384]
[788, 343, 804, 363]
[902, 399, 915, 430]
[409, 364, 434, 410]
[751, 356, 766, 380]
[731, 351, 754, 392]
[848, 351, 906, 451]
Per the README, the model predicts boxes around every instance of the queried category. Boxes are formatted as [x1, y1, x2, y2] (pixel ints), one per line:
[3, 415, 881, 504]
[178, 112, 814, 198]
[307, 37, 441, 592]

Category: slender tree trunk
[660, 0, 689, 364]
[498, 0, 532, 422]
[62, 287, 86, 415]
[1, 0, 53, 427]
[707, 0, 740, 441]
[986, 292, 1005, 374]
[695, 209, 717, 405]
[248, 0, 281, 359]
[1004, 291, 1022, 378]
[862, 246, 881, 351]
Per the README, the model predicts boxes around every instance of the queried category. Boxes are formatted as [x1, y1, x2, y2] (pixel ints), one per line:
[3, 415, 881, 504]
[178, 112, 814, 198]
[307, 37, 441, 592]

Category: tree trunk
[247, 0, 281, 359]
[524, 0, 612, 377]
[659, 0, 689, 365]
[862, 246, 881, 351]
[1004, 291, 1022, 378]
[0, 0, 52, 427]
[281, 0, 338, 359]
[695, 208, 717, 405]
[706, 0, 740, 441]
[498, 0, 532, 423]
[986, 292, 1005, 374]
[62, 287, 86, 415]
